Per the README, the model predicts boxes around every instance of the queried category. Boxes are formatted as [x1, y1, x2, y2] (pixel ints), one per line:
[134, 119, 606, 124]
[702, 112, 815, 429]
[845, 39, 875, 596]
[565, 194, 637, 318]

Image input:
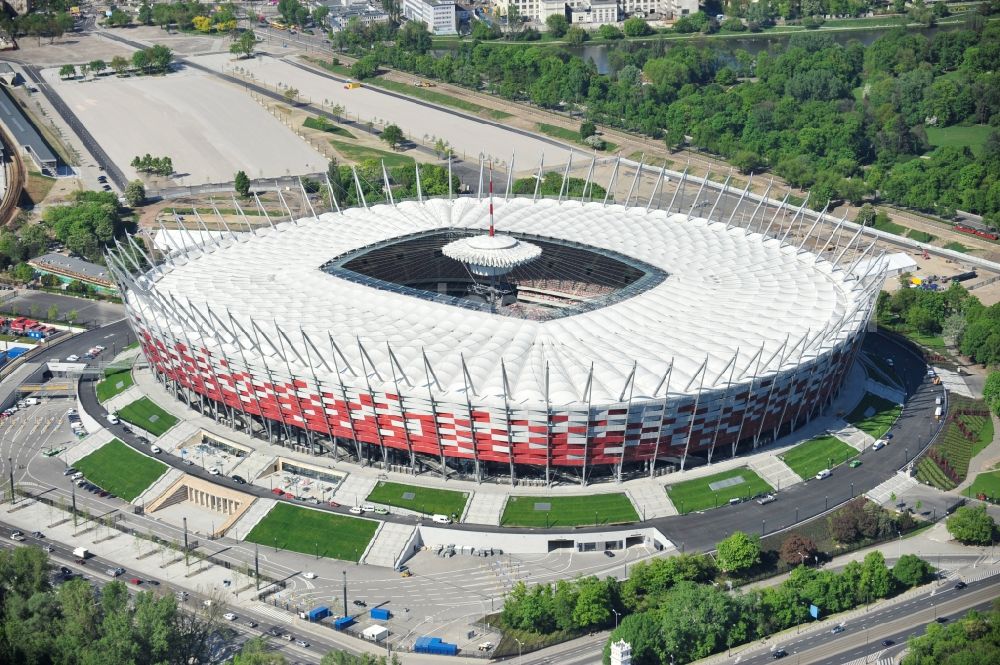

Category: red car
[129, 578, 143, 585]
[328, 501, 340, 508]
[271, 488, 284, 495]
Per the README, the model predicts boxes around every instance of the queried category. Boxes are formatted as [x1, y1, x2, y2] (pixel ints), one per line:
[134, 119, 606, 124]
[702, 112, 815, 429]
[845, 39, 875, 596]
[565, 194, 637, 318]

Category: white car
[150, 445, 161, 454]
[349, 506, 363, 515]
[209, 467, 221, 475]
[10, 531, 25, 542]
[107, 414, 119, 425]
[224, 613, 237, 621]
[361, 503, 376, 512]
[65, 355, 80, 362]
[95, 345, 106, 352]
[302, 572, 317, 579]
[202, 599, 213, 607]
[872, 439, 886, 451]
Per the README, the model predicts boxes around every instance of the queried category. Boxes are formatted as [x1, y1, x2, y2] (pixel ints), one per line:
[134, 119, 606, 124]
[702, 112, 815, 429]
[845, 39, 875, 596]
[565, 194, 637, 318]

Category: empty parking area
[42, 66, 325, 185]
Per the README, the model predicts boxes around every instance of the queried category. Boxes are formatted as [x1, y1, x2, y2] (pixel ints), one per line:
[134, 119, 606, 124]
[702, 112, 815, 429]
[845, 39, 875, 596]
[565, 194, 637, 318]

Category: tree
[572, 577, 613, 629]
[622, 17, 653, 37]
[546, 14, 569, 38]
[716, 531, 761, 573]
[138, 2, 153, 25]
[380, 124, 404, 150]
[779, 533, 818, 566]
[859, 551, 893, 601]
[947, 504, 996, 545]
[892, 554, 931, 588]
[59, 64, 76, 79]
[234, 170, 251, 198]
[856, 203, 876, 226]
[111, 56, 130, 76]
[733, 150, 762, 174]
[88, 60, 107, 77]
[107, 8, 131, 28]
[124, 180, 145, 207]
[192, 15, 212, 33]
[580, 121, 597, 139]
[565, 26, 588, 45]
[398, 20, 432, 54]
[282, 87, 299, 104]
[12, 262, 35, 282]
[598, 24, 623, 40]
[232, 637, 287, 664]
[985, 372, 1000, 416]
[230, 30, 257, 59]
[67, 309, 78, 324]
[350, 55, 378, 80]
[47, 304, 58, 321]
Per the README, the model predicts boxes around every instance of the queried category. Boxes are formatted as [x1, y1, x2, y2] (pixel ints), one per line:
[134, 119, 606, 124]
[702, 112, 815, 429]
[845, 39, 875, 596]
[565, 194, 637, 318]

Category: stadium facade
[109, 163, 886, 485]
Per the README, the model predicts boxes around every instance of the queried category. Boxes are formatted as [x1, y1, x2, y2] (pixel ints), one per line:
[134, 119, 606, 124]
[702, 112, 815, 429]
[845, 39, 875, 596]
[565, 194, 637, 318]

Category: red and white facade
[112, 192, 883, 484]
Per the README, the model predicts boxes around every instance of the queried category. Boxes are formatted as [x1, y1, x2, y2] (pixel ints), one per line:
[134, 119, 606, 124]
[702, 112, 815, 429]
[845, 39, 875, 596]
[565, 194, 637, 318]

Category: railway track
[0, 119, 26, 227]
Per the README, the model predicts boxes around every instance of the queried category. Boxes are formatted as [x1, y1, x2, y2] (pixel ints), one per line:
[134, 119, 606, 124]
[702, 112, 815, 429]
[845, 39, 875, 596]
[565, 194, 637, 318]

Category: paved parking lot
[0, 399, 78, 483]
[3, 291, 124, 328]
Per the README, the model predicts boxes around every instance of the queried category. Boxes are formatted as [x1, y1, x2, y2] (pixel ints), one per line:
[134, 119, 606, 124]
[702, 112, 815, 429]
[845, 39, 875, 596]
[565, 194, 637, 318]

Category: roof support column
[679, 357, 709, 472]
[422, 351, 448, 480]
[649, 360, 673, 479]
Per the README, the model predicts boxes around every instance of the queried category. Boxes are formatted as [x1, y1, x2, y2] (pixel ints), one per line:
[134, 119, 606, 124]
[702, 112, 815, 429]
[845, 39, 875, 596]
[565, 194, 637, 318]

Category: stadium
[109, 164, 885, 485]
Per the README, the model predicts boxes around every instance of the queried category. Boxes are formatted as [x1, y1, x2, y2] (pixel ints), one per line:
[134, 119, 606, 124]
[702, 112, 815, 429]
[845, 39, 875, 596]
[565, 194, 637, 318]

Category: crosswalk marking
[252, 602, 292, 623]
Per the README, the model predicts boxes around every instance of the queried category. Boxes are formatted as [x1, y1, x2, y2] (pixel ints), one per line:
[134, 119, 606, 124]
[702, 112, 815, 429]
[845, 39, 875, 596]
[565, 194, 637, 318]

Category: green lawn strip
[329, 139, 415, 169]
[666, 467, 773, 515]
[968, 470, 1000, 500]
[244, 502, 378, 562]
[74, 439, 167, 502]
[925, 124, 992, 156]
[115, 397, 179, 437]
[367, 76, 512, 120]
[872, 216, 906, 236]
[844, 393, 901, 439]
[536, 122, 618, 153]
[96, 370, 134, 402]
[500, 493, 638, 527]
[943, 241, 971, 253]
[779, 435, 859, 480]
[303, 116, 354, 138]
[365, 481, 468, 517]
[907, 229, 935, 243]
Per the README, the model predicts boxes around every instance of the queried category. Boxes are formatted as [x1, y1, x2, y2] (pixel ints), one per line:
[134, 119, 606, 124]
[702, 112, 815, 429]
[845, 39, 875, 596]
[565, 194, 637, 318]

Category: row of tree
[57, 48, 171, 80]
[335, 17, 1000, 225]
[131, 154, 175, 177]
[901, 601, 1000, 665]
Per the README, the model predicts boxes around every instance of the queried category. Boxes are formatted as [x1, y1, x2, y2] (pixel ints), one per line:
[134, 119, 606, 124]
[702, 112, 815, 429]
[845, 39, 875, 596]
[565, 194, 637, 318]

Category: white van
[815, 469, 832, 480]
[432, 514, 452, 524]
[873, 439, 886, 451]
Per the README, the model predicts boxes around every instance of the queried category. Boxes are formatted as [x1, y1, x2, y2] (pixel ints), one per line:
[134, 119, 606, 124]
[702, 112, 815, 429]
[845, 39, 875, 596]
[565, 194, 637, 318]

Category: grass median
[96, 369, 134, 402]
[845, 393, 901, 439]
[779, 435, 858, 480]
[115, 397, 179, 437]
[500, 493, 638, 527]
[666, 467, 773, 514]
[366, 481, 468, 517]
[245, 502, 378, 562]
[74, 439, 167, 502]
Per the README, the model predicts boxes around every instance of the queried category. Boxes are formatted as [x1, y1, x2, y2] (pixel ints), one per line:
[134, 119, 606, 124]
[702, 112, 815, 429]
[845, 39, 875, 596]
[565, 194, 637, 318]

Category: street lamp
[514, 637, 524, 665]
[611, 609, 621, 630]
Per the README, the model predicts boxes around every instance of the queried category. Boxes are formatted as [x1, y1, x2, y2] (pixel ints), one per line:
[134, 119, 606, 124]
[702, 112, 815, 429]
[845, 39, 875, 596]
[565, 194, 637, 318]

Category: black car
[59, 566, 72, 575]
[881, 640, 894, 647]
[353, 600, 367, 607]
[936, 617, 948, 623]
[231, 475, 246, 484]
[772, 649, 787, 659]
[954, 581, 967, 589]
[145, 580, 160, 586]
[603, 550, 615, 558]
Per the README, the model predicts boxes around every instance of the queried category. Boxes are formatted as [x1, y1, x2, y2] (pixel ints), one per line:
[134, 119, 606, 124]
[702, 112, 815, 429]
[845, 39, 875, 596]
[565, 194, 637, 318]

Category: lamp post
[611, 609, 620, 630]
[514, 638, 524, 665]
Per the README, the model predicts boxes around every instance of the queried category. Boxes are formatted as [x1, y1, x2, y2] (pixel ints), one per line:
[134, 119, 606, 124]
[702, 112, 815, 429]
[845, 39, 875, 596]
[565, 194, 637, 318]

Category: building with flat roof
[0, 86, 58, 175]
[403, 0, 458, 34]
[28, 253, 116, 292]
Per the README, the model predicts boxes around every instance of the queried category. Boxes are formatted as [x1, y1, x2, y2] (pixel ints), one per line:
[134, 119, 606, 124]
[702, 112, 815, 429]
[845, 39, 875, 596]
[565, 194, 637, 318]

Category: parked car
[224, 613, 237, 621]
[129, 578, 143, 585]
[349, 506, 363, 515]
[231, 475, 246, 484]
[10, 530, 25, 542]
[603, 550, 615, 558]
[353, 599, 366, 607]
[150, 445, 161, 454]
[756, 493, 777, 505]
[63, 467, 77, 476]
[107, 414, 119, 425]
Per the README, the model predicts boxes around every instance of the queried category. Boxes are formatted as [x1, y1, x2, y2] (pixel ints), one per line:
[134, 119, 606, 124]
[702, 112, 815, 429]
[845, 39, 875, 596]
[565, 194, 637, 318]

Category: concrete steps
[103, 385, 142, 411]
[230, 450, 275, 483]
[829, 422, 874, 452]
[749, 455, 803, 492]
[133, 467, 183, 507]
[361, 521, 415, 569]
[627, 481, 677, 519]
[866, 472, 918, 506]
[463, 492, 506, 525]
[332, 474, 377, 508]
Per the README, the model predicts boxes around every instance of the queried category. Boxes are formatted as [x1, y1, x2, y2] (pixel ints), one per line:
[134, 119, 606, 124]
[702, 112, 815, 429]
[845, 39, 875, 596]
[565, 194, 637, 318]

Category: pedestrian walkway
[133, 467, 183, 507]
[933, 366, 975, 398]
[155, 421, 200, 453]
[865, 377, 905, 405]
[251, 602, 292, 624]
[65, 428, 115, 465]
[464, 492, 506, 525]
[627, 480, 677, 519]
[866, 472, 918, 506]
[830, 422, 875, 451]
[362, 522, 415, 568]
[103, 385, 142, 412]
[748, 455, 802, 492]
[227, 497, 276, 539]
[841, 655, 893, 665]
[231, 450, 276, 484]
[333, 474, 376, 508]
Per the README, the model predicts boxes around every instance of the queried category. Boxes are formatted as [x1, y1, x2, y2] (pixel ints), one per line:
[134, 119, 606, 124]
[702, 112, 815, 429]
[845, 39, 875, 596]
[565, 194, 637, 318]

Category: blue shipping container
[414, 636, 458, 656]
[334, 616, 355, 630]
[370, 608, 390, 620]
[307, 606, 330, 621]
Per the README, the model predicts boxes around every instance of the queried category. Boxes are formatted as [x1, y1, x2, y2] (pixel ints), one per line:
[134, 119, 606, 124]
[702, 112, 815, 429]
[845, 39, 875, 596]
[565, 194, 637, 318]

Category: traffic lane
[4, 292, 125, 328]
[1, 526, 326, 662]
[738, 577, 999, 665]
[866, 331, 929, 396]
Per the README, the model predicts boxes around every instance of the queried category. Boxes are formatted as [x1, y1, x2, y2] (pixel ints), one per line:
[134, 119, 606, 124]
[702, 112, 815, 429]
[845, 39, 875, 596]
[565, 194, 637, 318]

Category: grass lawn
[366, 481, 468, 517]
[303, 116, 354, 138]
[968, 470, 1000, 501]
[666, 467, 773, 515]
[369, 77, 512, 120]
[244, 502, 378, 562]
[500, 493, 638, 527]
[74, 439, 167, 502]
[536, 123, 619, 153]
[115, 397, 179, 437]
[907, 229, 935, 243]
[780, 435, 859, 479]
[96, 370, 134, 402]
[944, 241, 971, 253]
[872, 216, 906, 236]
[926, 124, 992, 156]
[329, 139, 415, 170]
[24, 171, 56, 206]
[845, 393, 901, 439]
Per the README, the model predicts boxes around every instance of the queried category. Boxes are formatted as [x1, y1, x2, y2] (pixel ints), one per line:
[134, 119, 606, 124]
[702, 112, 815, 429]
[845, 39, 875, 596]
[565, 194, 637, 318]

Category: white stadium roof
[133, 198, 869, 406]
